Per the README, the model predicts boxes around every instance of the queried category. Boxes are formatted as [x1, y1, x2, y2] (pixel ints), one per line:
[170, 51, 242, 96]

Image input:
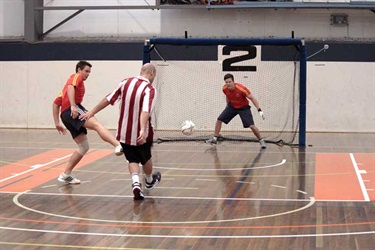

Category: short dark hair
[224, 73, 234, 81]
[76, 61, 92, 72]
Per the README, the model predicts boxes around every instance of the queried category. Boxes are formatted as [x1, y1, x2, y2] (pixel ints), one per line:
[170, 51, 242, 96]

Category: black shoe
[145, 172, 161, 190]
[132, 182, 144, 200]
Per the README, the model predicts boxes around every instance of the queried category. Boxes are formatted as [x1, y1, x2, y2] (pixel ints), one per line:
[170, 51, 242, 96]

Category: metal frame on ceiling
[25, 0, 375, 42]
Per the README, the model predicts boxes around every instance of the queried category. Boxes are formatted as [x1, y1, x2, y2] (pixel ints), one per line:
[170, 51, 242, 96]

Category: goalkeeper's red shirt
[222, 83, 250, 109]
[58, 73, 86, 112]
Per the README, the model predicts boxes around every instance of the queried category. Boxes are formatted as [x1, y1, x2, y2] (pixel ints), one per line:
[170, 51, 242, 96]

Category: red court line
[0, 149, 113, 192]
[315, 153, 375, 201]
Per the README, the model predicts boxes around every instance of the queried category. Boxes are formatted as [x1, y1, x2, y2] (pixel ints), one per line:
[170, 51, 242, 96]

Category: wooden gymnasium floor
[0, 129, 374, 250]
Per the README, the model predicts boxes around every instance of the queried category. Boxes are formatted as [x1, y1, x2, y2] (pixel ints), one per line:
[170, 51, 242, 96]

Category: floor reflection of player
[115, 199, 158, 246]
[207, 147, 265, 219]
[57, 185, 89, 239]
[238, 148, 265, 217]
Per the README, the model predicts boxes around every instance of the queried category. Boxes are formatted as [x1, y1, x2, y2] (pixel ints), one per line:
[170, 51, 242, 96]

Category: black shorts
[60, 104, 88, 139]
[121, 141, 153, 165]
[217, 103, 255, 128]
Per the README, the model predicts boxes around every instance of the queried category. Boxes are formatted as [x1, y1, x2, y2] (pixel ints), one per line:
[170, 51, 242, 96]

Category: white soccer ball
[181, 120, 195, 136]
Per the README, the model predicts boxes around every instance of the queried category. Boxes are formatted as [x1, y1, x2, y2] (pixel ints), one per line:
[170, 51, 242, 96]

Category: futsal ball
[181, 120, 195, 136]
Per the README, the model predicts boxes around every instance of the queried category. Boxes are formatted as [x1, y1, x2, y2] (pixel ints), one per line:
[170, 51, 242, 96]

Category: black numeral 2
[222, 45, 257, 72]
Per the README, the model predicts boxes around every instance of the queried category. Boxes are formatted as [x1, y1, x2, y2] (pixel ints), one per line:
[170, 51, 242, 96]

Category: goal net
[143, 38, 306, 146]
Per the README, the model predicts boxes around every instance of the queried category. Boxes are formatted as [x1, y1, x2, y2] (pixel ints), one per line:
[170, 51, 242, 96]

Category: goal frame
[143, 38, 307, 147]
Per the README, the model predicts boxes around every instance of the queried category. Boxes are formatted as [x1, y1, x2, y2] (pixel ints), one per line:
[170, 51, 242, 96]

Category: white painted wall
[41, 8, 375, 40]
[307, 62, 375, 132]
[0, 60, 142, 129]
[0, 1, 374, 133]
[0, 60, 374, 133]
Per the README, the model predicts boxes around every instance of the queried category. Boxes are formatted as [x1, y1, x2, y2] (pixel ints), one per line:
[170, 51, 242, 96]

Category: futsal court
[0, 129, 374, 249]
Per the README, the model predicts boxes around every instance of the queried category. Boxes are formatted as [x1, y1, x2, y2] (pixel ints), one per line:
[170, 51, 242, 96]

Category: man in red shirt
[52, 61, 123, 184]
[206, 73, 266, 148]
[80, 63, 161, 200]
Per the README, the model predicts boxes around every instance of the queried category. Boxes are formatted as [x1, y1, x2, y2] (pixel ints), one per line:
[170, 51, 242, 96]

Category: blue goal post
[143, 38, 306, 147]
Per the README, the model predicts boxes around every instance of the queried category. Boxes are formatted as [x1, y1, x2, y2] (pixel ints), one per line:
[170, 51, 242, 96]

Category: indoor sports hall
[1, 1, 374, 249]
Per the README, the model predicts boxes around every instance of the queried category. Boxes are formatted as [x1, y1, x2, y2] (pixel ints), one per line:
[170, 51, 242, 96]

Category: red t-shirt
[222, 83, 250, 109]
[53, 94, 62, 106]
[58, 74, 85, 112]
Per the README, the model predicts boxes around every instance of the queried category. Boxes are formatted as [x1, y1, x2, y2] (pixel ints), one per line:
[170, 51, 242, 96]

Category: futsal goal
[143, 38, 306, 147]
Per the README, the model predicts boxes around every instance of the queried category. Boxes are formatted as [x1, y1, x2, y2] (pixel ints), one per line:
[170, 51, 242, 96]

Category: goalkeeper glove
[258, 108, 265, 120]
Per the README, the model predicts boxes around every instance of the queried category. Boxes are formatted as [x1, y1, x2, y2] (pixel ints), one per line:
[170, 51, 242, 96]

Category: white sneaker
[115, 145, 123, 156]
[259, 139, 267, 149]
[58, 173, 81, 184]
[205, 136, 217, 145]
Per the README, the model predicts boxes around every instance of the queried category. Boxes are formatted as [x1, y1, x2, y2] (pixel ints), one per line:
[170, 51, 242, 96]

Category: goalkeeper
[205, 73, 267, 148]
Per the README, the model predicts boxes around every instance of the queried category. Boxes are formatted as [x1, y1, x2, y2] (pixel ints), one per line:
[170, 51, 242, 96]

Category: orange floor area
[315, 153, 375, 201]
[0, 149, 112, 192]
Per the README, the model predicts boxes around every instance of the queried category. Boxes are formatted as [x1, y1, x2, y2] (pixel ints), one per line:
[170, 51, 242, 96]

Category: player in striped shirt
[206, 73, 267, 148]
[80, 63, 161, 200]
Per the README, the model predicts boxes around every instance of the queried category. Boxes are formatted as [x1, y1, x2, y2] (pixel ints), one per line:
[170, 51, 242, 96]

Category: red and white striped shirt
[106, 76, 157, 146]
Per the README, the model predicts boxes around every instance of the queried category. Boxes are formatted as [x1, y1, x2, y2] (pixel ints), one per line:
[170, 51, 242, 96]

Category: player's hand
[70, 105, 78, 119]
[79, 111, 93, 121]
[136, 129, 147, 145]
[55, 124, 67, 135]
[258, 108, 265, 120]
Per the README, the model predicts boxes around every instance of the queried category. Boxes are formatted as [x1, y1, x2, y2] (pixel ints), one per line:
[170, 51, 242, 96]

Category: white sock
[145, 174, 153, 183]
[132, 173, 140, 184]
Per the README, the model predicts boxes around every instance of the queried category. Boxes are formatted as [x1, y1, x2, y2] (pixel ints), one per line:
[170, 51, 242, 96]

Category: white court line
[297, 190, 307, 195]
[0, 191, 370, 203]
[349, 153, 370, 202]
[156, 159, 286, 171]
[12, 192, 315, 224]
[196, 178, 217, 182]
[236, 181, 255, 184]
[155, 187, 198, 190]
[2, 191, 311, 202]
[0, 226, 373, 239]
[271, 185, 287, 189]
[0, 154, 72, 183]
[41, 185, 57, 189]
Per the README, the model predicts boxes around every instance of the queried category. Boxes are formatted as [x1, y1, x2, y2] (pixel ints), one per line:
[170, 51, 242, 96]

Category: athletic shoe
[132, 182, 145, 200]
[115, 145, 123, 156]
[205, 136, 217, 145]
[145, 172, 161, 190]
[259, 139, 267, 149]
[58, 173, 81, 184]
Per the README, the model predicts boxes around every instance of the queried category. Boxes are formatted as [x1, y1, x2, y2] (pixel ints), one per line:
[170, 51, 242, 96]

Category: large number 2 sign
[222, 45, 257, 72]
